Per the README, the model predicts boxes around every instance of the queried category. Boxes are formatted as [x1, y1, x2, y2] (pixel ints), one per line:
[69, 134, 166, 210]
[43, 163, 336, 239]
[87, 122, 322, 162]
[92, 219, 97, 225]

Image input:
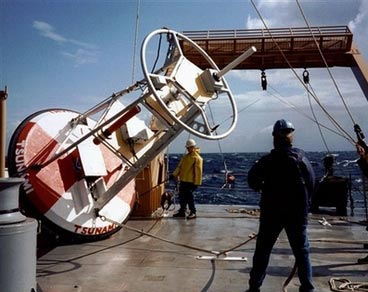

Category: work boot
[173, 211, 185, 218]
[357, 255, 368, 264]
[186, 212, 196, 219]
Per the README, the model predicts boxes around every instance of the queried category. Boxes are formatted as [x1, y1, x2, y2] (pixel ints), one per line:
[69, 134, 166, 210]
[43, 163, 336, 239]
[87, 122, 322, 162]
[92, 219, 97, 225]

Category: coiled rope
[329, 278, 368, 292]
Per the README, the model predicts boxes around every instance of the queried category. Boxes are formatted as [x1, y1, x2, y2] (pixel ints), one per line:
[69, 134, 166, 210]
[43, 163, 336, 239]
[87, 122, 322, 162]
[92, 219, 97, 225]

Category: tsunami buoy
[7, 109, 136, 240]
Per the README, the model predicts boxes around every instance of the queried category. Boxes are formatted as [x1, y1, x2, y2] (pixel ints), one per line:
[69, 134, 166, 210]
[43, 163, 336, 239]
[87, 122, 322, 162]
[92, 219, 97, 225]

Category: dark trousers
[178, 181, 197, 214]
[249, 217, 314, 292]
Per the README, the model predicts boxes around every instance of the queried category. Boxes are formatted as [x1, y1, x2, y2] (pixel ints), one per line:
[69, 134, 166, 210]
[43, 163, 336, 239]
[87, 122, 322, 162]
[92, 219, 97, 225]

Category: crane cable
[249, 2, 358, 291]
[207, 100, 261, 189]
[207, 105, 230, 183]
[249, 0, 356, 145]
[266, 84, 353, 144]
[303, 73, 357, 149]
[131, 0, 140, 83]
[303, 69, 331, 153]
[296, 0, 356, 126]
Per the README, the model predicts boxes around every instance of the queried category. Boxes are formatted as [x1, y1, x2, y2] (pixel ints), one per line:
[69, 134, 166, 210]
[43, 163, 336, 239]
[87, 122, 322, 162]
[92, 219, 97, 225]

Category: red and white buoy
[7, 109, 136, 239]
[6, 29, 254, 241]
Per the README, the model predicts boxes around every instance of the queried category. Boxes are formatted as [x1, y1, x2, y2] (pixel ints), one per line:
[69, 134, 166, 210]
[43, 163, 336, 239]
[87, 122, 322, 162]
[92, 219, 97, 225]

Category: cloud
[33, 21, 67, 43]
[246, 0, 303, 29]
[61, 48, 98, 66]
[32, 20, 99, 66]
[69, 39, 97, 50]
[348, 1, 368, 53]
[348, 1, 368, 30]
[238, 0, 368, 126]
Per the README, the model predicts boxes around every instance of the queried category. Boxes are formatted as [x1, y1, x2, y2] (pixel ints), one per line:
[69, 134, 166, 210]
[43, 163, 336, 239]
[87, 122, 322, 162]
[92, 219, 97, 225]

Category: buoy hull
[7, 109, 136, 240]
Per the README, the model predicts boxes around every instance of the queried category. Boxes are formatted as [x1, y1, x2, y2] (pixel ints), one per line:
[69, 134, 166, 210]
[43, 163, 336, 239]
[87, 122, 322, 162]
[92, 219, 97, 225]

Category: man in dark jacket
[246, 119, 315, 292]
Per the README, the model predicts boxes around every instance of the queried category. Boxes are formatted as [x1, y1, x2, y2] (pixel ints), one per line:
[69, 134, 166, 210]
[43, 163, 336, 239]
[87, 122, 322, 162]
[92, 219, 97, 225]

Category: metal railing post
[0, 86, 8, 178]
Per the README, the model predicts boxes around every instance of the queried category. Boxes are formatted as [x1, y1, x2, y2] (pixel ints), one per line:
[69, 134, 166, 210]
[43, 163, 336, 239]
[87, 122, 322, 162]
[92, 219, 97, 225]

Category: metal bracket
[196, 255, 248, 261]
[0, 86, 8, 101]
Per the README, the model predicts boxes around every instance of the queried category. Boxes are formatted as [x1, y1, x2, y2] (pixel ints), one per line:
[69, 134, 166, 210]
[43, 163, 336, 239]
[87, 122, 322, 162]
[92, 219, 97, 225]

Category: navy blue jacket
[248, 147, 315, 224]
[357, 157, 368, 178]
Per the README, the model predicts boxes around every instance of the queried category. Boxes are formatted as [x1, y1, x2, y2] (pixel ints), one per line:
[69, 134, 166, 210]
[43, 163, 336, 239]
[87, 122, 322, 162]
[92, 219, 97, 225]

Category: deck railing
[181, 26, 354, 69]
[183, 26, 352, 41]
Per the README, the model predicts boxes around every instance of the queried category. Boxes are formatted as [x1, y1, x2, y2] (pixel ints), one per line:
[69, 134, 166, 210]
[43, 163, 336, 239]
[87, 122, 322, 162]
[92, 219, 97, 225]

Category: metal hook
[261, 70, 267, 90]
[303, 69, 309, 84]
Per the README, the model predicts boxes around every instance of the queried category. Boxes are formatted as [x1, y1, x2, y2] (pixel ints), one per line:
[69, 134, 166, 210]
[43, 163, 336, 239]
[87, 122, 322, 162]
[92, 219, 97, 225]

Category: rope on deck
[329, 278, 368, 291]
[98, 214, 257, 256]
[282, 262, 297, 292]
[99, 214, 298, 292]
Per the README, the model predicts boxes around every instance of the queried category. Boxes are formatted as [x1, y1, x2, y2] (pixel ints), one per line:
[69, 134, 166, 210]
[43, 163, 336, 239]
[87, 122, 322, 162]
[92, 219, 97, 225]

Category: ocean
[167, 151, 367, 210]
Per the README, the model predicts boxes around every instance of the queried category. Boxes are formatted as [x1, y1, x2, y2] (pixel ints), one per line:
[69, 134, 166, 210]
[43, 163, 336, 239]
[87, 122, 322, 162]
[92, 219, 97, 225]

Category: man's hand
[356, 143, 366, 157]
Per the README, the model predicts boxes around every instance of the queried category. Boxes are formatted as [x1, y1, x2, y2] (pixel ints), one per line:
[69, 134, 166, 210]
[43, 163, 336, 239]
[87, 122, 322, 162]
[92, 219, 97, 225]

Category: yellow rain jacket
[173, 148, 203, 186]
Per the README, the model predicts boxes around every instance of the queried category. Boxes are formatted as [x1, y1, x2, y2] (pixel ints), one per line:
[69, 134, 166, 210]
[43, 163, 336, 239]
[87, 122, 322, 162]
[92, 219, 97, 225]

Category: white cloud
[69, 39, 97, 50]
[246, 14, 273, 29]
[259, 124, 273, 134]
[33, 21, 67, 43]
[32, 20, 99, 66]
[348, 1, 368, 55]
[246, 0, 303, 29]
[348, 1, 368, 30]
[62, 49, 98, 67]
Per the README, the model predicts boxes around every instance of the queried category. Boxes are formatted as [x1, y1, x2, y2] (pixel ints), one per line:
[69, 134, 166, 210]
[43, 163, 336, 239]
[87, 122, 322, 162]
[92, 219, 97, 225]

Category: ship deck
[36, 205, 368, 292]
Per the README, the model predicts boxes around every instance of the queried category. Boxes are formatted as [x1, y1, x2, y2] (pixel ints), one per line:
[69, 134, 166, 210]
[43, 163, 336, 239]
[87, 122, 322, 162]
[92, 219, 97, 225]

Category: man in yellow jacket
[173, 139, 203, 219]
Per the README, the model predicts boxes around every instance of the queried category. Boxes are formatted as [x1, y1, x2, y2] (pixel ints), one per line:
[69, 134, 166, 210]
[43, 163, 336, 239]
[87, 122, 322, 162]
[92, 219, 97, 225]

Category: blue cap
[272, 119, 295, 135]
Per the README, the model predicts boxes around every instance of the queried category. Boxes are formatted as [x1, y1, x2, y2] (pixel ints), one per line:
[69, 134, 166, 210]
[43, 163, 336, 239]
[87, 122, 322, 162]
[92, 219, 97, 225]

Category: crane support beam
[182, 25, 368, 101]
[349, 43, 368, 101]
[182, 26, 354, 70]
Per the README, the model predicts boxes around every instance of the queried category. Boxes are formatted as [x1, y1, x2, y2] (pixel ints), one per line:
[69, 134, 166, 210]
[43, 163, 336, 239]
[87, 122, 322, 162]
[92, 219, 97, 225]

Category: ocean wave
[167, 151, 366, 208]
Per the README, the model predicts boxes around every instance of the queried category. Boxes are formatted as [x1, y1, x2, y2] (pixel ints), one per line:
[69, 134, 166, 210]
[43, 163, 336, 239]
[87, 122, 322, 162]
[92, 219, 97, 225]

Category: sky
[1, 0, 368, 154]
